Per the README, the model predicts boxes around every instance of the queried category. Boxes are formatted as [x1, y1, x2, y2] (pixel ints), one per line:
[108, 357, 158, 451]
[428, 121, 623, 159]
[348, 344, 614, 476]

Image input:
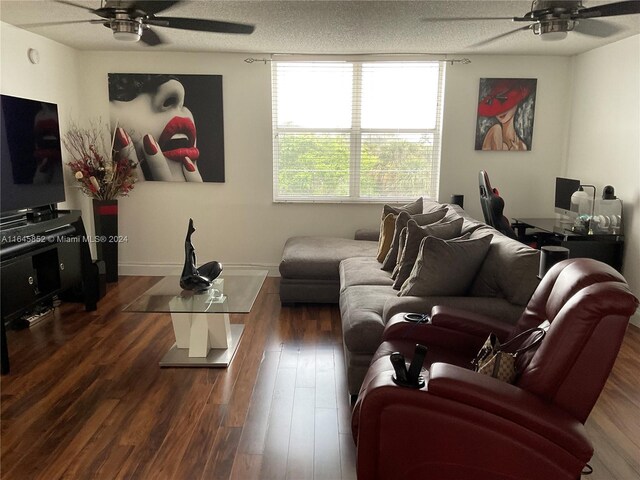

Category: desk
[514, 218, 624, 272]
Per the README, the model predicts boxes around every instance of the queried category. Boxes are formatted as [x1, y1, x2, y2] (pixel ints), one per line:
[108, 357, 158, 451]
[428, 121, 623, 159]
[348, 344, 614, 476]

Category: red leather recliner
[352, 258, 638, 480]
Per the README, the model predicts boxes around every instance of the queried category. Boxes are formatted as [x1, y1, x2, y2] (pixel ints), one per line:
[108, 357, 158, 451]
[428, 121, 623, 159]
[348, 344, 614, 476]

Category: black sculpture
[180, 218, 223, 291]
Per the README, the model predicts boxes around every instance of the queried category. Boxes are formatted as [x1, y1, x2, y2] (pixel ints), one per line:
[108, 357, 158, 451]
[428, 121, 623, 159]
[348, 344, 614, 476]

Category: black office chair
[478, 170, 518, 239]
[478, 170, 547, 247]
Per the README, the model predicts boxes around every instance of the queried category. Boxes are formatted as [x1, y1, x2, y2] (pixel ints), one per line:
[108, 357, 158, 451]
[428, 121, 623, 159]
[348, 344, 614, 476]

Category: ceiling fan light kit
[522, 0, 640, 40]
[533, 19, 576, 39]
[423, 0, 640, 47]
[110, 17, 143, 42]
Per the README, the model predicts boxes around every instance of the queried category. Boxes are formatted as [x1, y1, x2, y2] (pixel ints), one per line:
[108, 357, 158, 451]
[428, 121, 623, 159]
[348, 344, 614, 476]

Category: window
[272, 60, 445, 202]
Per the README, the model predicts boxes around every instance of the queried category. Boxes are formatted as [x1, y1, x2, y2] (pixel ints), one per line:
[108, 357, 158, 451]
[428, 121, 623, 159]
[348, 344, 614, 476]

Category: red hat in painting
[478, 79, 533, 117]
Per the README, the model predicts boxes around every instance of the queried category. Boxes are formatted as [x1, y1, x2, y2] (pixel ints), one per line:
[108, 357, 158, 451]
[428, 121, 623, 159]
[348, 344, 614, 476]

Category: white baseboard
[630, 308, 640, 328]
[118, 262, 281, 277]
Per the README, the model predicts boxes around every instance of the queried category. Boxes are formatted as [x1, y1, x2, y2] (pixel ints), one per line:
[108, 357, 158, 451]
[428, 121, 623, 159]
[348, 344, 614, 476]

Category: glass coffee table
[124, 269, 267, 367]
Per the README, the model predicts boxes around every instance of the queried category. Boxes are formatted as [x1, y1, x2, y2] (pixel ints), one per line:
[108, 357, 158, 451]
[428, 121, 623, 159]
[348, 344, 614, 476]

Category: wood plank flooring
[1, 276, 639, 479]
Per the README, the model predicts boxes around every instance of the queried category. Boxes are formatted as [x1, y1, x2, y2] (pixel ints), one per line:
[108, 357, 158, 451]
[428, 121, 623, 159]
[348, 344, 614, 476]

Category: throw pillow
[423, 198, 446, 214]
[399, 233, 493, 297]
[392, 217, 465, 289]
[391, 226, 408, 280]
[382, 197, 423, 218]
[381, 208, 447, 271]
[376, 213, 397, 263]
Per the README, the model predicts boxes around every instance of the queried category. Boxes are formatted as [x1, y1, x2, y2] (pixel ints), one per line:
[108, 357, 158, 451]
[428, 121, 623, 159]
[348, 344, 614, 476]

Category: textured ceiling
[1, 0, 639, 56]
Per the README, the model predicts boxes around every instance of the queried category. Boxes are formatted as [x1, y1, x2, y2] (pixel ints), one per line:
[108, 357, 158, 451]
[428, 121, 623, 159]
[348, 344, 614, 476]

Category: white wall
[565, 35, 640, 301]
[440, 55, 572, 222]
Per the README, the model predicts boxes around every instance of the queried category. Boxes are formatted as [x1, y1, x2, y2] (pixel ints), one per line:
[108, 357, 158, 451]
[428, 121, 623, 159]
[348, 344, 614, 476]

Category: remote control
[407, 344, 428, 385]
[389, 352, 409, 384]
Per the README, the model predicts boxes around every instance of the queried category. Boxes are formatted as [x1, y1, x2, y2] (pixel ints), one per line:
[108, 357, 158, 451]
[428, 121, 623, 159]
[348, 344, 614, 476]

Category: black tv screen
[1, 94, 65, 214]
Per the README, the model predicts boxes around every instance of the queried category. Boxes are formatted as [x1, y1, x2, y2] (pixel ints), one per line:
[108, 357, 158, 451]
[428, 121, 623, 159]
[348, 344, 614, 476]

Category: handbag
[472, 327, 546, 383]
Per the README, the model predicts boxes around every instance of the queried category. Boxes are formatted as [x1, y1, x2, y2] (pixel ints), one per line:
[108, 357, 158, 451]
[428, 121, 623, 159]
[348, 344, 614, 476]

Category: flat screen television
[1, 94, 65, 220]
[554, 177, 581, 217]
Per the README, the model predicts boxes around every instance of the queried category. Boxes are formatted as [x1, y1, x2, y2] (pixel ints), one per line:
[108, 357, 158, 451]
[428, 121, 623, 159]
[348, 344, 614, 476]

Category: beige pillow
[399, 233, 493, 297]
[381, 209, 447, 271]
[376, 213, 397, 263]
[392, 218, 465, 289]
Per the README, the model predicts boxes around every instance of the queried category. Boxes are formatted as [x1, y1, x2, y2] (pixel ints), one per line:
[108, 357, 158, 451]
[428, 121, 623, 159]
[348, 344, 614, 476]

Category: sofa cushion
[340, 257, 394, 291]
[376, 213, 397, 262]
[399, 233, 493, 296]
[340, 285, 396, 354]
[355, 228, 380, 241]
[470, 233, 541, 306]
[393, 217, 465, 289]
[280, 236, 378, 281]
[381, 209, 447, 271]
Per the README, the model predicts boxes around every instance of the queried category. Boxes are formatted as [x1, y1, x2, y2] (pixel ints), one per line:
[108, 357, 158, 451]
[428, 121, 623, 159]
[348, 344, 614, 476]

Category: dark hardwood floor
[1, 276, 639, 479]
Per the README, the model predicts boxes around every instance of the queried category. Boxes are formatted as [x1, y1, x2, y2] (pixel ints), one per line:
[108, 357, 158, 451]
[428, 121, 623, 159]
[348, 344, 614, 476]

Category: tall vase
[93, 199, 119, 283]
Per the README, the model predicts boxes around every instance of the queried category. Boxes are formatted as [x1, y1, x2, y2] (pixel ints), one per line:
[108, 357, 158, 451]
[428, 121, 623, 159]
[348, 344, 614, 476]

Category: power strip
[19, 307, 54, 328]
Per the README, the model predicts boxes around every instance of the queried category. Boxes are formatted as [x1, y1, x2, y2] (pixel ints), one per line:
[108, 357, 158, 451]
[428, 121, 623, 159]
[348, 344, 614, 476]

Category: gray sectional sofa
[279, 199, 541, 395]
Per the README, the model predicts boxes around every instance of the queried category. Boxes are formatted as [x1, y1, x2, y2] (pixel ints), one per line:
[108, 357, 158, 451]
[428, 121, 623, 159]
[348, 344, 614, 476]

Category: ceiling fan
[425, 1, 640, 46]
[36, 0, 255, 46]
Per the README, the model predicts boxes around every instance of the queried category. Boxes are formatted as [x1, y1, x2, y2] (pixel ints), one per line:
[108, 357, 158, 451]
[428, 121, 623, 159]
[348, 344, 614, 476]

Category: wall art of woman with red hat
[475, 78, 537, 151]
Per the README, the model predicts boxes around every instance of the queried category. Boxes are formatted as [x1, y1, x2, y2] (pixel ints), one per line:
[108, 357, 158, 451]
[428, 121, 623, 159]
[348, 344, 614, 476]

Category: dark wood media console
[0, 210, 101, 374]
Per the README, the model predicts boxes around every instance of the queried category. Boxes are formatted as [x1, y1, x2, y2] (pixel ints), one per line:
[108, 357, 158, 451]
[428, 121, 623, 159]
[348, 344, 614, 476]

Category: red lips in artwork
[158, 116, 200, 163]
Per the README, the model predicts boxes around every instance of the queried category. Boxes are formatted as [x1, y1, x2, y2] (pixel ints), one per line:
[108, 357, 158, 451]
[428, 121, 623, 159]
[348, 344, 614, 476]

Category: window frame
[272, 60, 446, 203]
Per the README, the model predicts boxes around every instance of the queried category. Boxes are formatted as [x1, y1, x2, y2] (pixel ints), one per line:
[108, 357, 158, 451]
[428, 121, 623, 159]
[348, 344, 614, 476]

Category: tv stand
[26, 204, 56, 222]
[1, 210, 101, 374]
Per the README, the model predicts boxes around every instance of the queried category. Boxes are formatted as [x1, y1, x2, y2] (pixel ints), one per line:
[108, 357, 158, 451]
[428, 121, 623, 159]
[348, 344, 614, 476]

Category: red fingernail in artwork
[143, 134, 158, 155]
[115, 127, 129, 148]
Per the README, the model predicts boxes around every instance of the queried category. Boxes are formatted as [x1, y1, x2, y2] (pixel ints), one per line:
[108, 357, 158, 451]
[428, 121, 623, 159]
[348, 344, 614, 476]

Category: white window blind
[272, 60, 445, 202]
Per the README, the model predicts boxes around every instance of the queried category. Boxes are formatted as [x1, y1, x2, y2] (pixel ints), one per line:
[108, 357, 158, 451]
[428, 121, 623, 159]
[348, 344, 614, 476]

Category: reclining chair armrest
[428, 363, 593, 460]
[431, 305, 512, 340]
[383, 305, 511, 353]
[383, 313, 487, 355]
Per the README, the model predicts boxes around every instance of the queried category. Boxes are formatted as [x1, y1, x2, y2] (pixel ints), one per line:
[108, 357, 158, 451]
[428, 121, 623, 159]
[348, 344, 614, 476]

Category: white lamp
[572, 185, 597, 234]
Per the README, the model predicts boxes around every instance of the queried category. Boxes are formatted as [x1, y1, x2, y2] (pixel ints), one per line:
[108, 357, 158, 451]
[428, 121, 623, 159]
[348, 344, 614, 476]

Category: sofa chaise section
[279, 236, 378, 304]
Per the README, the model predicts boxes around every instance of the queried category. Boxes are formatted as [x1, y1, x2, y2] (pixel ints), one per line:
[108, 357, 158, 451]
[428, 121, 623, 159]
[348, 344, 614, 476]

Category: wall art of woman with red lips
[475, 78, 537, 151]
[108, 73, 225, 182]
